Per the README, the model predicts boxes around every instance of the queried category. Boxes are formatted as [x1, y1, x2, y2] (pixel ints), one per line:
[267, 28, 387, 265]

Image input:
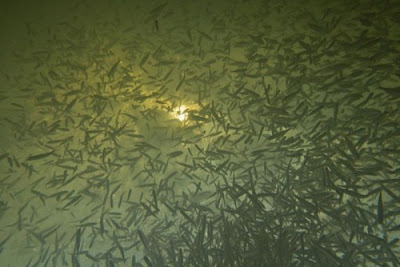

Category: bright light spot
[178, 113, 186, 121]
[174, 105, 188, 122]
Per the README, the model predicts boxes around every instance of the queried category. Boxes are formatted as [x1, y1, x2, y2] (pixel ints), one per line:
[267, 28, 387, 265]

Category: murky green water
[0, 0, 399, 266]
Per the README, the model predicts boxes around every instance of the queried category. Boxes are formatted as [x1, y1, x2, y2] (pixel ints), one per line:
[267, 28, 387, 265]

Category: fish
[74, 228, 81, 254]
[154, 20, 159, 32]
[108, 60, 121, 79]
[72, 254, 81, 267]
[379, 87, 400, 98]
[25, 150, 55, 161]
[62, 195, 83, 209]
[152, 189, 158, 211]
[65, 97, 78, 113]
[140, 53, 150, 68]
[179, 209, 196, 225]
[377, 192, 384, 225]
[344, 136, 359, 159]
[143, 256, 153, 267]
[138, 229, 150, 251]
[176, 72, 185, 91]
[0, 235, 11, 254]
[100, 212, 105, 235]
[197, 30, 213, 41]
[167, 151, 183, 158]
[110, 184, 122, 208]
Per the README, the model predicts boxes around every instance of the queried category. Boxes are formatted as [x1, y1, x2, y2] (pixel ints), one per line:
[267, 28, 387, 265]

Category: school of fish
[0, 0, 400, 266]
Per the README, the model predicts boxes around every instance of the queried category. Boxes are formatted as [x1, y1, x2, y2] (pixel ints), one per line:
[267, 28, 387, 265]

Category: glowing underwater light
[174, 105, 188, 122]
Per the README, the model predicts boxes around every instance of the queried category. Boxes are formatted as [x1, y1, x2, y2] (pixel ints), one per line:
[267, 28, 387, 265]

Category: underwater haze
[0, 0, 400, 266]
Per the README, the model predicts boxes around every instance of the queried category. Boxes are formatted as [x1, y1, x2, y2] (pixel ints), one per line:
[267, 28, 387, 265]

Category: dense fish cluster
[0, 0, 400, 266]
